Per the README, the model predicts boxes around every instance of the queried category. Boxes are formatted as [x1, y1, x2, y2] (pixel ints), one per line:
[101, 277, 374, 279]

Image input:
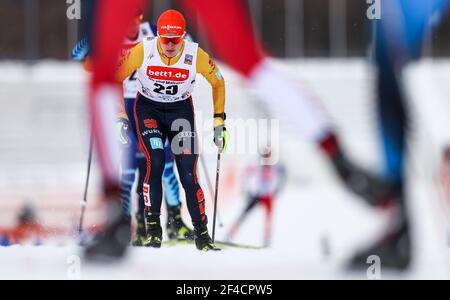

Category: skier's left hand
[214, 125, 229, 154]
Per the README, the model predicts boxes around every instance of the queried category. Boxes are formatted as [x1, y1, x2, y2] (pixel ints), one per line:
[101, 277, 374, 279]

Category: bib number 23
[153, 83, 178, 95]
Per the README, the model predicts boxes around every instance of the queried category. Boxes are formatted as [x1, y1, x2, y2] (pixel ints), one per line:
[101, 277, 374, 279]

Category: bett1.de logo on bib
[147, 66, 189, 82]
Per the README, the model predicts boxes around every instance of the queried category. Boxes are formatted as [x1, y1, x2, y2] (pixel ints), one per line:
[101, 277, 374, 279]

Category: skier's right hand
[116, 118, 131, 146]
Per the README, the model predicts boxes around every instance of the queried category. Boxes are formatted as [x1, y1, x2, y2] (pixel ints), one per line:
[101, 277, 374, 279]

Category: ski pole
[199, 154, 224, 227]
[212, 152, 222, 243]
[78, 133, 93, 235]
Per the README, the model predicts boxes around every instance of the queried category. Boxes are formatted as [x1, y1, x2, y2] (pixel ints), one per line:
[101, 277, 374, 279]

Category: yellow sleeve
[196, 47, 226, 127]
[115, 42, 144, 82]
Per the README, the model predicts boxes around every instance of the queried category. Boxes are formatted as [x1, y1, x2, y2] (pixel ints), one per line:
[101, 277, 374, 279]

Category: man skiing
[348, 0, 450, 270]
[112, 11, 195, 245]
[226, 147, 286, 248]
[114, 9, 227, 251]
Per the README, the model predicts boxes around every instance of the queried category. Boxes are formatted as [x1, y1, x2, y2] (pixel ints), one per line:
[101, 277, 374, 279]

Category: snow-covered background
[0, 59, 449, 279]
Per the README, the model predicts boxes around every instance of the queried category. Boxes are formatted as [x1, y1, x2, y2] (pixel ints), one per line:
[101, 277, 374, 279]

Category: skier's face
[159, 37, 184, 58]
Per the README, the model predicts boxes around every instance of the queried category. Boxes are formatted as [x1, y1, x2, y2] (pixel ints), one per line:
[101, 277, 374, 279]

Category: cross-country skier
[226, 147, 286, 248]
[348, 0, 450, 270]
[115, 9, 228, 251]
[110, 11, 195, 245]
